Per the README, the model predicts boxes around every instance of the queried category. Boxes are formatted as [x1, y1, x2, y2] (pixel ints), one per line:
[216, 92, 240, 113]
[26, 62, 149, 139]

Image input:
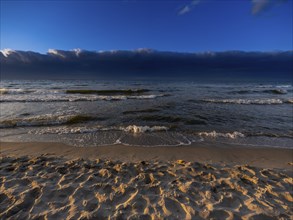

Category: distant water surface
[0, 79, 292, 148]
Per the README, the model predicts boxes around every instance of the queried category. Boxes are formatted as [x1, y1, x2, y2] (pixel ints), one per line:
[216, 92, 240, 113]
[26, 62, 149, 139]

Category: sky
[0, 0, 292, 53]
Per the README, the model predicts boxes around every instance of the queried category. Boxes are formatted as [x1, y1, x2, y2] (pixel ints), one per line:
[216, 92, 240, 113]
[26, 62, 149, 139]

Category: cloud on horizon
[1, 49, 292, 80]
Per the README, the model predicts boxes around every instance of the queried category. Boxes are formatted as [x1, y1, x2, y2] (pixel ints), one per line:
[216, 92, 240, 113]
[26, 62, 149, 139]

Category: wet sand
[0, 141, 292, 219]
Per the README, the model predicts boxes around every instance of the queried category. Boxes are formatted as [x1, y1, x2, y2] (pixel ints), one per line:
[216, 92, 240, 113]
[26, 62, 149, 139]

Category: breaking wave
[121, 125, 168, 133]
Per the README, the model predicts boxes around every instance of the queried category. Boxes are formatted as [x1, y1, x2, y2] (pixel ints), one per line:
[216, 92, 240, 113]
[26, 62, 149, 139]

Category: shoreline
[1, 141, 292, 169]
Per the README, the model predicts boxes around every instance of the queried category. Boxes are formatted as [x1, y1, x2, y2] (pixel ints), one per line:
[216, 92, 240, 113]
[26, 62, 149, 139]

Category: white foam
[30, 126, 102, 135]
[198, 131, 245, 139]
[26, 124, 169, 135]
[203, 98, 284, 105]
[0, 88, 62, 95]
[122, 125, 168, 133]
[128, 94, 164, 99]
[276, 85, 292, 88]
[0, 94, 164, 102]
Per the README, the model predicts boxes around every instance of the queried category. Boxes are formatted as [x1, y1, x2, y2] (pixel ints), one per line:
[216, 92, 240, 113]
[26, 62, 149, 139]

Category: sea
[0, 79, 292, 148]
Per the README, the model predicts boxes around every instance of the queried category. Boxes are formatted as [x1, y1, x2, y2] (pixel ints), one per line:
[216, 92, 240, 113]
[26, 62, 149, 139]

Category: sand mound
[0, 156, 292, 219]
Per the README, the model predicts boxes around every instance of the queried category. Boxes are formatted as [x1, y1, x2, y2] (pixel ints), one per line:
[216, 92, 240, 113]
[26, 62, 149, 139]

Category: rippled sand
[1, 155, 292, 219]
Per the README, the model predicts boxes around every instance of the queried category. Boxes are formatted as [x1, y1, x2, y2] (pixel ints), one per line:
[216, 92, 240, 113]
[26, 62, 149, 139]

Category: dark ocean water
[0, 79, 292, 148]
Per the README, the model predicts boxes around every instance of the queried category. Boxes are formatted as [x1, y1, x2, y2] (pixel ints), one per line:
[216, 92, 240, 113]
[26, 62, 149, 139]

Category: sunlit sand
[1, 142, 292, 219]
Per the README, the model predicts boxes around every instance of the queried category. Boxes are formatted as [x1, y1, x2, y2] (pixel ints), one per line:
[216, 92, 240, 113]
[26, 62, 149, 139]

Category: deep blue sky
[1, 0, 292, 53]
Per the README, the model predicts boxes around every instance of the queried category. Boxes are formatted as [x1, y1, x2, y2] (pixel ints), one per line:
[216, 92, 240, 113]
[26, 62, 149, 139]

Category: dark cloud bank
[1, 49, 292, 80]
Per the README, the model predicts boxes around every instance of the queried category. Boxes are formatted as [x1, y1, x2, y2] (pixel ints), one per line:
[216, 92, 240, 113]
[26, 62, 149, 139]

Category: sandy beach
[1, 142, 292, 219]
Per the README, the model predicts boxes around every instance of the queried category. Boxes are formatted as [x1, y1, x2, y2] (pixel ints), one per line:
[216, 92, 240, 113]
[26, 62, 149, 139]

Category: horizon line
[1, 48, 293, 56]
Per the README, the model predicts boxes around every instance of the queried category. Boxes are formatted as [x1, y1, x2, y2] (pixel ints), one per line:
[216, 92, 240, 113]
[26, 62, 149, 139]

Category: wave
[0, 88, 65, 95]
[198, 131, 245, 139]
[30, 126, 102, 135]
[263, 89, 288, 94]
[137, 115, 182, 123]
[123, 109, 161, 115]
[28, 125, 169, 135]
[136, 115, 207, 125]
[0, 88, 35, 95]
[33, 126, 292, 139]
[246, 132, 293, 138]
[29, 126, 194, 147]
[276, 85, 292, 88]
[121, 125, 169, 133]
[202, 98, 292, 105]
[230, 89, 288, 95]
[0, 114, 98, 128]
[0, 88, 151, 96]
[65, 89, 150, 95]
[128, 94, 166, 99]
[197, 130, 293, 140]
[0, 94, 166, 102]
[0, 88, 8, 94]
[257, 84, 292, 88]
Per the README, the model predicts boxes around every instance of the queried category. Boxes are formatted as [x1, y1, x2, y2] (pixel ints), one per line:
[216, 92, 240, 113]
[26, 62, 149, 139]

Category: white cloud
[177, 0, 287, 16]
[191, 0, 201, 6]
[178, 6, 191, 15]
[251, 0, 270, 14]
[73, 48, 82, 56]
[178, 0, 201, 15]
[135, 48, 154, 53]
[48, 49, 63, 57]
[47, 49, 57, 54]
[251, 0, 288, 15]
[0, 48, 16, 57]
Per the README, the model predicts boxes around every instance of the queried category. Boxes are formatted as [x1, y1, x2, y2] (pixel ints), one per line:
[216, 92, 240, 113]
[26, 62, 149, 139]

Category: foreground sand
[0, 142, 292, 219]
